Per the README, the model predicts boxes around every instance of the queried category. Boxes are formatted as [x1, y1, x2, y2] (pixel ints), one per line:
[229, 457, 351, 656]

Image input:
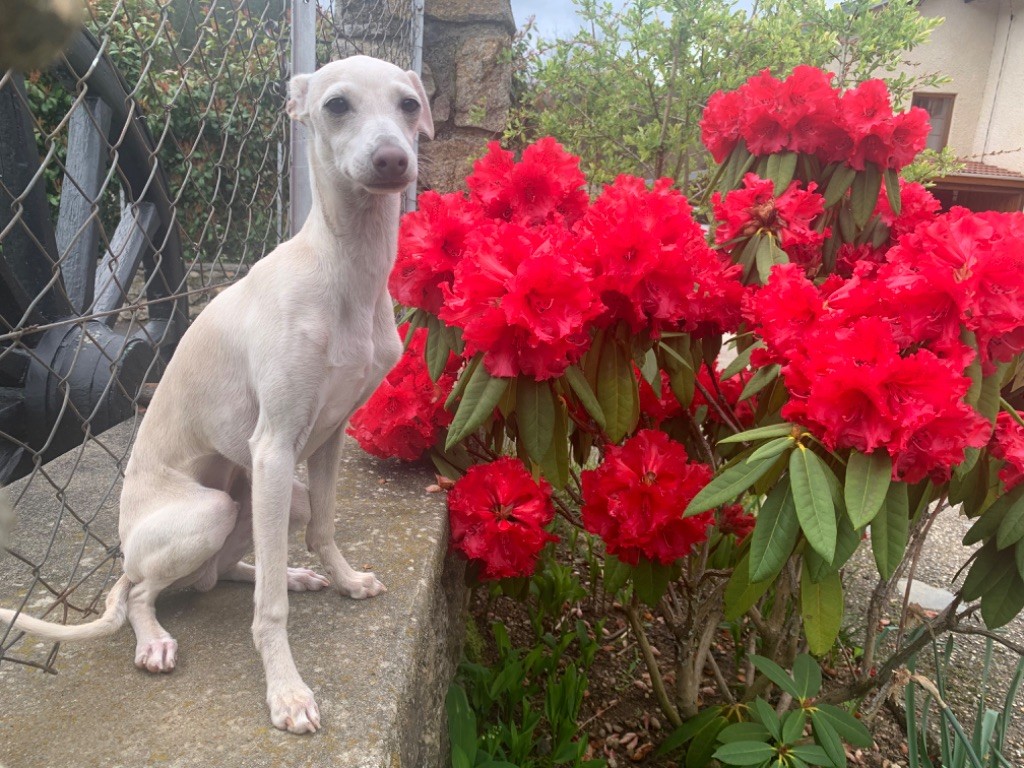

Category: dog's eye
[400, 98, 420, 114]
[324, 97, 350, 116]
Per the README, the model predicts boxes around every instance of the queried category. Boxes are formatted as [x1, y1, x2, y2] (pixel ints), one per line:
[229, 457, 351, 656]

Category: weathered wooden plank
[56, 97, 113, 314]
[92, 202, 158, 321]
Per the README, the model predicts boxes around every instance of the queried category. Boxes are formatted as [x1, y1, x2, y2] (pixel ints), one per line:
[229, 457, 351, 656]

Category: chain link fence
[0, 0, 420, 671]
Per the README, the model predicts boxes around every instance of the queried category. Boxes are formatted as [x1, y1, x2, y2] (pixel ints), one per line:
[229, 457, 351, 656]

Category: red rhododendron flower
[391, 191, 480, 314]
[447, 457, 558, 580]
[717, 504, 755, 541]
[991, 411, 1024, 491]
[576, 176, 745, 335]
[700, 67, 928, 172]
[713, 174, 828, 267]
[465, 138, 588, 227]
[440, 222, 600, 380]
[347, 326, 459, 461]
[581, 430, 714, 565]
[700, 89, 745, 163]
[637, 369, 684, 427]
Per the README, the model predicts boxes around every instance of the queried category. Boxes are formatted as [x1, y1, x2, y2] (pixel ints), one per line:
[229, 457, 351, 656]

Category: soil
[468, 504, 1024, 768]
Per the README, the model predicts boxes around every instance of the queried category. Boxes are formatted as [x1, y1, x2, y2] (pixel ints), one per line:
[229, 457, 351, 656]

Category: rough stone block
[0, 420, 464, 768]
[455, 36, 511, 133]
[420, 135, 490, 193]
[425, 0, 514, 31]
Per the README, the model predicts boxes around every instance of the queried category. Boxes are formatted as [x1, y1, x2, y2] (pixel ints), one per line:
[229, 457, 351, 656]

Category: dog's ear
[288, 74, 312, 122]
[405, 70, 434, 140]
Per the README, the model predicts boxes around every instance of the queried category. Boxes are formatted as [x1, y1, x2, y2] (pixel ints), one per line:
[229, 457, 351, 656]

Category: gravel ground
[845, 502, 1024, 764]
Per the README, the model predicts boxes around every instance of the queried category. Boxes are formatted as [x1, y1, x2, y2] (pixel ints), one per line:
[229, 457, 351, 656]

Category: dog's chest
[304, 334, 384, 455]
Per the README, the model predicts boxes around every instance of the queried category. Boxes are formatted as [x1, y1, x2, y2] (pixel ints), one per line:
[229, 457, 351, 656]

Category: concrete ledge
[0, 420, 464, 768]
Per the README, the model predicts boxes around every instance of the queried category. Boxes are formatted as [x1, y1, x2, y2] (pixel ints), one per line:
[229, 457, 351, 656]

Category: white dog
[0, 55, 433, 734]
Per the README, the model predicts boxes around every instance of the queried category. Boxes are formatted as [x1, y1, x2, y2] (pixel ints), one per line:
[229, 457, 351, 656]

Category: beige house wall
[897, 0, 1024, 173]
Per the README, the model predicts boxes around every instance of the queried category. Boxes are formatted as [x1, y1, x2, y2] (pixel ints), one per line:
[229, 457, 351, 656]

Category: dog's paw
[268, 685, 320, 734]
[336, 570, 386, 600]
[286, 567, 330, 592]
[135, 637, 178, 673]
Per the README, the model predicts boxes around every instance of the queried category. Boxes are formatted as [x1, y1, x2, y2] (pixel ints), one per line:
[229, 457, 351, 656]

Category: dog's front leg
[306, 427, 386, 598]
[250, 437, 320, 733]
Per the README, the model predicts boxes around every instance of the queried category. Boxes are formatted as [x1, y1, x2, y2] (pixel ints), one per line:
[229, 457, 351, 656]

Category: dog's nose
[371, 145, 409, 181]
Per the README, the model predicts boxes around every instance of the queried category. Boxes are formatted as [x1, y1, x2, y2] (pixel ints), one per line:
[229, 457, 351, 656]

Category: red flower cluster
[991, 411, 1024, 491]
[575, 176, 745, 336]
[447, 457, 559, 580]
[581, 430, 714, 565]
[712, 173, 828, 270]
[347, 326, 458, 461]
[700, 66, 929, 171]
[747, 259, 996, 483]
[391, 140, 746, 380]
[717, 504, 755, 541]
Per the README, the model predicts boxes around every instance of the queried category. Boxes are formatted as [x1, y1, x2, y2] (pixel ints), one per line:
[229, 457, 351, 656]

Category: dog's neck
[302, 158, 402, 290]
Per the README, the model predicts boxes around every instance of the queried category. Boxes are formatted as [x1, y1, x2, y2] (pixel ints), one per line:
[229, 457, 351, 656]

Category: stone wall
[419, 0, 515, 193]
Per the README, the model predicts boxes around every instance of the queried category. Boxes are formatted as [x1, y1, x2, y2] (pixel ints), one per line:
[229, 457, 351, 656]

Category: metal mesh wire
[0, 0, 419, 671]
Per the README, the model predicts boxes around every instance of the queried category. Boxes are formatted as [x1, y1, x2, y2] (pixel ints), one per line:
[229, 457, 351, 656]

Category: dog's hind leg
[128, 580, 177, 672]
[120, 485, 239, 673]
[219, 480, 329, 592]
[305, 428, 386, 599]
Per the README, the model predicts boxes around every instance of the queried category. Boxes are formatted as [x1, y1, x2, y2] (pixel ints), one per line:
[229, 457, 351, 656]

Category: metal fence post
[289, 0, 316, 235]
[405, 0, 425, 213]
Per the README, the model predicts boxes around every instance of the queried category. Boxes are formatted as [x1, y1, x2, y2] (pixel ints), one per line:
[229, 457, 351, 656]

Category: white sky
[509, 0, 586, 36]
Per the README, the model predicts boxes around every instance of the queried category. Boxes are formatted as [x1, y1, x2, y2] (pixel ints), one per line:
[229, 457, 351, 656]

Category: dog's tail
[0, 574, 131, 641]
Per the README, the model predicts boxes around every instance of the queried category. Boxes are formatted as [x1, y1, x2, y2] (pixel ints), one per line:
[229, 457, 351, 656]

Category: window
[912, 93, 955, 152]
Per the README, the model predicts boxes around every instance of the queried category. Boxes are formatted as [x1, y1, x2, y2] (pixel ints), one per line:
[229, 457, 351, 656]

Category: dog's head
[288, 56, 434, 195]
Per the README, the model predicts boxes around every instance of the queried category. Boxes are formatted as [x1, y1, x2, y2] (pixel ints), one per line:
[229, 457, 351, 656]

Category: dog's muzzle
[367, 145, 413, 191]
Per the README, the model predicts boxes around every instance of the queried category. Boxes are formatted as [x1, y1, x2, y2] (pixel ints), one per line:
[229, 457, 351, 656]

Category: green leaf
[790, 446, 837, 563]
[725, 551, 773, 621]
[445, 354, 481, 410]
[790, 745, 833, 764]
[717, 722, 772, 743]
[996, 485, 1024, 549]
[739, 364, 781, 402]
[793, 653, 822, 700]
[781, 709, 808, 746]
[597, 337, 639, 443]
[686, 452, 778, 516]
[540, 397, 570, 489]
[750, 478, 800, 583]
[748, 436, 796, 464]
[755, 234, 777, 283]
[445, 362, 509, 449]
[656, 707, 723, 756]
[446, 685, 478, 763]
[981, 556, 1024, 629]
[686, 717, 728, 768]
[562, 365, 607, 431]
[871, 481, 909, 580]
[516, 377, 555, 466]
[823, 164, 857, 208]
[807, 507, 860, 583]
[603, 554, 632, 595]
[884, 168, 901, 216]
[962, 540, 1002, 601]
[668, 365, 696, 410]
[1016, 539, 1024, 581]
[752, 698, 782, 740]
[425, 315, 454, 382]
[852, 163, 882, 228]
[801, 567, 843, 655]
[809, 711, 846, 768]
[722, 342, 761, 380]
[713, 742, 776, 766]
[719, 423, 794, 445]
[632, 557, 674, 607]
[750, 655, 801, 698]
[845, 450, 891, 529]
[812, 704, 873, 748]
[963, 486, 1024, 545]
[767, 151, 798, 196]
